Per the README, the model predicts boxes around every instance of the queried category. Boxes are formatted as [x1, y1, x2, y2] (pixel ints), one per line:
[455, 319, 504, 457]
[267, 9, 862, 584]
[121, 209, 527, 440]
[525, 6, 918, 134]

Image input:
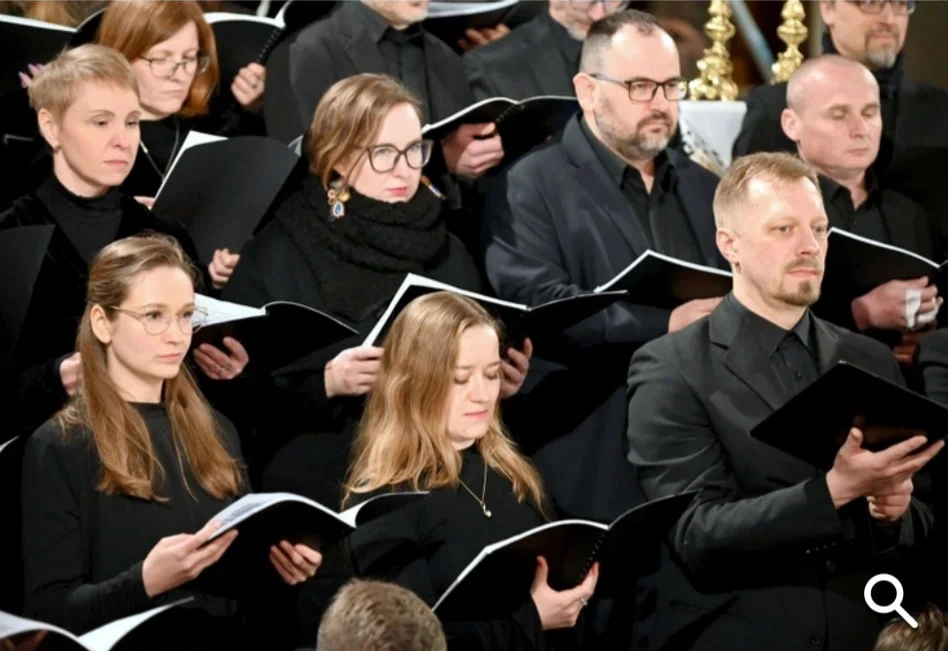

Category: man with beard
[733, 0, 948, 247]
[482, 9, 725, 524]
[625, 151, 942, 651]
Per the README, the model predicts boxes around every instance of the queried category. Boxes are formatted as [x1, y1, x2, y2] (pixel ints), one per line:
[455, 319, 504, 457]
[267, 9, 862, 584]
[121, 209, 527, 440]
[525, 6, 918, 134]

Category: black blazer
[482, 114, 722, 521]
[288, 2, 475, 133]
[732, 77, 948, 246]
[463, 11, 575, 101]
[626, 300, 935, 651]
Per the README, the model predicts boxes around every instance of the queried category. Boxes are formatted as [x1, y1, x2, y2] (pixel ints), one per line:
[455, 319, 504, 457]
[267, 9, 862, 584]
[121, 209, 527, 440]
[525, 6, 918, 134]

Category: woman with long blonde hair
[346, 292, 597, 651]
[21, 235, 321, 650]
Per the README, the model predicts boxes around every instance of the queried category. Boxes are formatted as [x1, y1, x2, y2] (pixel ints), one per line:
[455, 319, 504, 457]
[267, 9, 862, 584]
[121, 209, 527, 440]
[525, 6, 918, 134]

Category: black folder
[68, 6, 103, 46]
[424, 0, 521, 52]
[422, 95, 579, 165]
[192, 295, 358, 371]
[206, 491, 428, 562]
[595, 250, 733, 310]
[824, 227, 947, 298]
[205, 13, 285, 100]
[0, 225, 53, 352]
[432, 491, 697, 618]
[750, 361, 948, 471]
[151, 134, 299, 264]
[362, 273, 627, 352]
[0, 15, 74, 96]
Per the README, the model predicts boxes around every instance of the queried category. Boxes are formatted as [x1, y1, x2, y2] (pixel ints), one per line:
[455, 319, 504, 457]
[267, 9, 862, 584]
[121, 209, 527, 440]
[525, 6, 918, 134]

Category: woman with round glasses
[96, 0, 267, 201]
[21, 234, 321, 650]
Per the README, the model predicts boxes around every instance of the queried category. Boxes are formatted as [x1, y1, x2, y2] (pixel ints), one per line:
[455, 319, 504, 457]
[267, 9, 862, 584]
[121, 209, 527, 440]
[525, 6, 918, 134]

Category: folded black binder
[0, 15, 74, 96]
[432, 491, 696, 618]
[750, 361, 948, 471]
[594, 250, 733, 310]
[192, 294, 358, 371]
[362, 273, 626, 352]
[205, 12, 285, 101]
[824, 227, 948, 298]
[0, 225, 53, 352]
[206, 491, 429, 561]
[422, 95, 578, 164]
[424, 0, 521, 51]
[152, 132, 299, 264]
[68, 6, 103, 47]
[0, 599, 191, 651]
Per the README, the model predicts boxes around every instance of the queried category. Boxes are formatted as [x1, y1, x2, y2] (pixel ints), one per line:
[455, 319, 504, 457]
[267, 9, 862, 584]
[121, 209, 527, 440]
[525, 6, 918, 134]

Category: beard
[775, 258, 823, 307]
[595, 104, 674, 161]
[863, 26, 900, 69]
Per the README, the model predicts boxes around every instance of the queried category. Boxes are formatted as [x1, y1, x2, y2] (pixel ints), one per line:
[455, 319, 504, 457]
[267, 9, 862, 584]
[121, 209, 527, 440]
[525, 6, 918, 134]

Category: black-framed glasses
[140, 54, 212, 78]
[365, 140, 433, 173]
[567, 0, 629, 13]
[847, 0, 916, 15]
[590, 74, 689, 102]
[111, 307, 208, 336]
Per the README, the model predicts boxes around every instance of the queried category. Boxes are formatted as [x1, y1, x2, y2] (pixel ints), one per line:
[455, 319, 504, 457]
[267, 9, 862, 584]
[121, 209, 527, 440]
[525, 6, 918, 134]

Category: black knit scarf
[276, 175, 448, 323]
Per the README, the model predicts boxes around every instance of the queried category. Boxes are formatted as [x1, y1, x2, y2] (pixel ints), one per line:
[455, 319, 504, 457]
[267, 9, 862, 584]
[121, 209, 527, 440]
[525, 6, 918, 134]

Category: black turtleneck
[36, 176, 124, 263]
[21, 403, 251, 648]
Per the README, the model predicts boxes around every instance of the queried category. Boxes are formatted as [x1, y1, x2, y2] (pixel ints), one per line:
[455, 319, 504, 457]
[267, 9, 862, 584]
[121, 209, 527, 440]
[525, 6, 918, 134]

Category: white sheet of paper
[194, 294, 266, 328]
[905, 288, 922, 330]
[78, 599, 192, 651]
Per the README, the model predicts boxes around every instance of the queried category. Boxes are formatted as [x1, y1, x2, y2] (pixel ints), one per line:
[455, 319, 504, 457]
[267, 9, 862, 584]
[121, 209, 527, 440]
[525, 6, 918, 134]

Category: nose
[162, 319, 188, 345]
[468, 375, 491, 403]
[847, 114, 869, 139]
[795, 226, 822, 257]
[111, 125, 133, 150]
[392, 152, 412, 177]
[587, 3, 607, 21]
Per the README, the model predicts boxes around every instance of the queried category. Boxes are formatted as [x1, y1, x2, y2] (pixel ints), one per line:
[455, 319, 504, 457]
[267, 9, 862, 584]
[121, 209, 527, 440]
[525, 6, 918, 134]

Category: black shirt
[349, 447, 548, 650]
[36, 176, 123, 263]
[727, 293, 819, 400]
[579, 117, 704, 263]
[547, 11, 582, 76]
[819, 173, 890, 245]
[21, 404, 251, 648]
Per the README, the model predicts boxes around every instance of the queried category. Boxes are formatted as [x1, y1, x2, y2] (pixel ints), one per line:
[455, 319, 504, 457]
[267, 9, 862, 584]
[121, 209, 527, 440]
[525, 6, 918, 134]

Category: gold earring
[327, 181, 350, 220]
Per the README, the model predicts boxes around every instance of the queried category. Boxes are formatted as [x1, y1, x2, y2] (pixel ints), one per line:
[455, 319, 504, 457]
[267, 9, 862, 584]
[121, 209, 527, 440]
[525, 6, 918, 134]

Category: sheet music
[0, 436, 17, 456]
[194, 294, 266, 327]
[206, 492, 340, 541]
[78, 600, 193, 650]
[154, 131, 226, 199]
[594, 250, 733, 293]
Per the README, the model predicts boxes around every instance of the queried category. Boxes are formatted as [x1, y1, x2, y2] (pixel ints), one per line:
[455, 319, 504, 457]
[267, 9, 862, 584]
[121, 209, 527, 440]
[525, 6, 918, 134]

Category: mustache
[868, 25, 898, 38]
[637, 111, 673, 129]
[786, 260, 823, 273]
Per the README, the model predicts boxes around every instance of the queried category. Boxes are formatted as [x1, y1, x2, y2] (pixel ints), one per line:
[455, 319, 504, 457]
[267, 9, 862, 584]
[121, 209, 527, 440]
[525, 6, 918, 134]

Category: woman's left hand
[269, 540, 322, 586]
[500, 337, 532, 399]
[194, 336, 249, 381]
[231, 63, 266, 112]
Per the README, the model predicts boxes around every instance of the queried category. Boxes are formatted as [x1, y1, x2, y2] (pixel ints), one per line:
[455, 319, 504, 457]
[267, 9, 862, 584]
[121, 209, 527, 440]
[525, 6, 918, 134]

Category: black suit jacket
[626, 299, 934, 651]
[463, 11, 575, 101]
[733, 77, 948, 248]
[483, 114, 722, 521]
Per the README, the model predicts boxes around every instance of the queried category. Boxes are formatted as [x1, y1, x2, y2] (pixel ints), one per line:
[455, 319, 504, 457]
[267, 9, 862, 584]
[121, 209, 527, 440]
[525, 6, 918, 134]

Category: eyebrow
[131, 302, 195, 310]
[455, 361, 503, 370]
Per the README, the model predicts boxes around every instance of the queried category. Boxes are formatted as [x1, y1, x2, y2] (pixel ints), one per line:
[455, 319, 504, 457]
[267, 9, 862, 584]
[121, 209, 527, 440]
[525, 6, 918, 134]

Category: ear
[819, 0, 835, 28]
[89, 305, 114, 345]
[780, 107, 802, 143]
[37, 108, 60, 152]
[573, 72, 597, 115]
[716, 227, 739, 266]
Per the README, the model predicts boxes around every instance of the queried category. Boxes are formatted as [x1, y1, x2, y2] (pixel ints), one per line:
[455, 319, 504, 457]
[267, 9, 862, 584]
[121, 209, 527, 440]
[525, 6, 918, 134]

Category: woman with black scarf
[220, 73, 530, 646]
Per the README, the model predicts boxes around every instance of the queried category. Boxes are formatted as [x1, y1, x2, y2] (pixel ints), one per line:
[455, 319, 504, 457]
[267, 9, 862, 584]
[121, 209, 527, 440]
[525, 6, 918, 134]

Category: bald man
[781, 55, 940, 356]
[626, 151, 940, 651]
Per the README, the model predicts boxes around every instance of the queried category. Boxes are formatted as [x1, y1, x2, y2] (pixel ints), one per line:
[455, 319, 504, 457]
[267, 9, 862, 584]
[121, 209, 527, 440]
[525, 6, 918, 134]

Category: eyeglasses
[590, 74, 690, 102]
[111, 307, 208, 336]
[568, 0, 629, 12]
[140, 54, 211, 79]
[365, 140, 433, 173]
[847, 0, 916, 15]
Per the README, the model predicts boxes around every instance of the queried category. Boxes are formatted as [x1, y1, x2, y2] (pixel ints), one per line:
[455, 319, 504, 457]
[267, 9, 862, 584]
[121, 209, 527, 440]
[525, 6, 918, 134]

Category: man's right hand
[826, 427, 944, 509]
[668, 297, 723, 333]
[851, 276, 939, 332]
[324, 346, 384, 398]
[59, 352, 81, 397]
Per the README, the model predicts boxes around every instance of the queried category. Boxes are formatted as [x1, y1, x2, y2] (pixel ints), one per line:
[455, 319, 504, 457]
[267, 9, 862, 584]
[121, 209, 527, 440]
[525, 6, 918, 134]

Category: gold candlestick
[771, 0, 808, 83]
[688, 0, 738, 101]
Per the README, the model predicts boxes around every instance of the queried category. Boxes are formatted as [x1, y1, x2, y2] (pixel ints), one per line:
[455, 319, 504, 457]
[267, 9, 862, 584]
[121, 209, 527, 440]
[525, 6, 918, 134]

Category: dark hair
[580, 8, 664, 73]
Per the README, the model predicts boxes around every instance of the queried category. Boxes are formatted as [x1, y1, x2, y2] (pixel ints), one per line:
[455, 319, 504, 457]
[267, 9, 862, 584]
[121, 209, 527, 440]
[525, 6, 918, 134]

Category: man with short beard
[733, 0, 948, 243]
[626, 152, 940, 651]
[482, 10, 724, 524]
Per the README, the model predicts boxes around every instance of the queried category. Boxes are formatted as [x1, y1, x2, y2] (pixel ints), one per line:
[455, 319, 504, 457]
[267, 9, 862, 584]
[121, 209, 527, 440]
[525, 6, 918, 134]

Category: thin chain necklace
[140, 115, 181, 178]
[458, 463, 492, 519]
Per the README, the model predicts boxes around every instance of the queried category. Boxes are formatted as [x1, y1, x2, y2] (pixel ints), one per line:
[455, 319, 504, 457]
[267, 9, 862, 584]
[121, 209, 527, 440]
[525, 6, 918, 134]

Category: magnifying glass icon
[864, 574, 918, 629]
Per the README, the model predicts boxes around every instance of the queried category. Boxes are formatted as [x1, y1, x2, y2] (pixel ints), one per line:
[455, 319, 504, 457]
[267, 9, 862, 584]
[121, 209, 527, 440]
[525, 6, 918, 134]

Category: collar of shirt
[546, 10, 582, 66]
[353, 0, 417, 46]
[726, 292, 814, 357]
[818, 170, 880, 210]
[578, 114, 676, 191]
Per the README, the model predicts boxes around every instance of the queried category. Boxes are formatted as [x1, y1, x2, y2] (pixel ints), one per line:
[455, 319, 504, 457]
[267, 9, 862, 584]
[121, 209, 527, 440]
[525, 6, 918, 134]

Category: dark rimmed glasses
[140, 54, 212, 78]
[111, 307, 208, 336]
[365, 140, 434, 173]
[590, 74, 690, 102]
[847, 0, 916, 15]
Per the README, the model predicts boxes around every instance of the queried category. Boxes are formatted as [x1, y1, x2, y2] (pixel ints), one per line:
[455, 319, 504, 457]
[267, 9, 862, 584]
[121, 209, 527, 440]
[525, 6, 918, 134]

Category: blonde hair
[306, 73, 423, 189]
[343, 292, 547, 514]
[27, 44, 140, 118]
[316, 579, 447, 651]
[57, 234, 243, 502]
[713, 152, 822, 228]
[4, 0, 103, 27]
[97, 0, 219, 117]
[874, 604, 948, 651]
